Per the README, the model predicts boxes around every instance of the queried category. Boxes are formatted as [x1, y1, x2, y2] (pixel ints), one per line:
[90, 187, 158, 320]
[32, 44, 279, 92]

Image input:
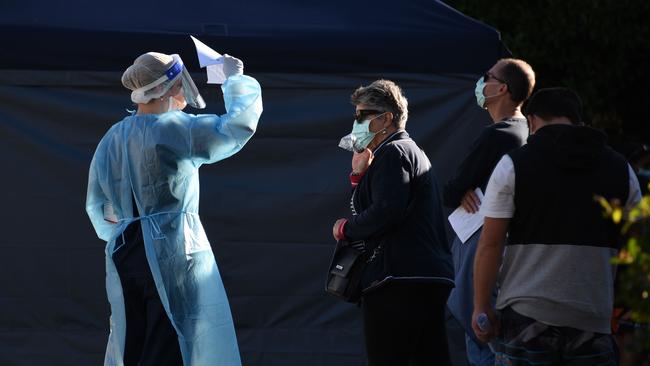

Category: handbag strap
[349, 169, 419, 262]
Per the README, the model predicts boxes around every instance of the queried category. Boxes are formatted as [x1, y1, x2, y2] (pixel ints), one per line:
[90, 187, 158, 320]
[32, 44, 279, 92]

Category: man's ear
[383, 112, 394, 128]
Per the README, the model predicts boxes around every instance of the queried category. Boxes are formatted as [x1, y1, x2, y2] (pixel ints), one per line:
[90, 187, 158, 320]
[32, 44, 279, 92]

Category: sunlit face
[355, 104, 386, 133]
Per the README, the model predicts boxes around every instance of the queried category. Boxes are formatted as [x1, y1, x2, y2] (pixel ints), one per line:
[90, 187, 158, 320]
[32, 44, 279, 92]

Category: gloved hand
[223, 54, 244, 78]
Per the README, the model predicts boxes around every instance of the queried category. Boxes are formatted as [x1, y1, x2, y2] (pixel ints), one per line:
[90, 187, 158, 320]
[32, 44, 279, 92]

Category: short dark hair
[524, 87, 583, 124]
[498, 58, 535, 104]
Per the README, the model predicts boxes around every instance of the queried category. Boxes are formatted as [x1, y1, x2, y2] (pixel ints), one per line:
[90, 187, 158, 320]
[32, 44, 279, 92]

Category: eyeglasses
[354, 109, 384, 121]
[483, 72, 509, 87]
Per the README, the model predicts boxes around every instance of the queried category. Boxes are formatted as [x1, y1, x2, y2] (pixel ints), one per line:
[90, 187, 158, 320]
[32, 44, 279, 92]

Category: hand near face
[352, 148, 374, 174]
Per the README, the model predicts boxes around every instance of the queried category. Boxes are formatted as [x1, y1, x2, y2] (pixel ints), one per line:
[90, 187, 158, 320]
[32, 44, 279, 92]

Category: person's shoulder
[151, 111, 198, 129]
[475, 122, 506, 139]
[100, 119, 128, 141]
[156, 110, 194, 121]
[603, 144, 628, 162]
[385, 136, 430, 168]
[490, 119, 527, 134]
[486, 120, 528, 145]
[386, 135, 420, 154]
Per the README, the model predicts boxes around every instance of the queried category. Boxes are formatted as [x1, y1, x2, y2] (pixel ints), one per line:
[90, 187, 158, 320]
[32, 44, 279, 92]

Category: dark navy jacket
[343, 131, 454, 291]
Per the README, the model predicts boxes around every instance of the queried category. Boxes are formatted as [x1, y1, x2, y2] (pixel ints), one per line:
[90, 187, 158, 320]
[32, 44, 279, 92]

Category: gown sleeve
[86, 140, 115, 242]
[188, 74, 263, 166]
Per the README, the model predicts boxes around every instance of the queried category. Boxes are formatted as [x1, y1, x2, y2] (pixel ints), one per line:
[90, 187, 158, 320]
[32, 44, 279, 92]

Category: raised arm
[189, 74, 263, 166]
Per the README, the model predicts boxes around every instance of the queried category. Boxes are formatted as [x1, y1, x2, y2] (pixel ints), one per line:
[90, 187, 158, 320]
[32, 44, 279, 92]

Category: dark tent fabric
[0, 2, 508, 365]
[0, 0, 506, 73]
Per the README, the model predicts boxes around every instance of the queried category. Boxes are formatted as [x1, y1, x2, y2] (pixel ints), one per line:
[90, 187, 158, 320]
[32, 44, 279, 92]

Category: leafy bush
[599, 193, 650, 355]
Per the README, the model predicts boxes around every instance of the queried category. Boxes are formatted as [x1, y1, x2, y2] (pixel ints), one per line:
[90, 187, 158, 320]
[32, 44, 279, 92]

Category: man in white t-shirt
[472, 87, 641, 366]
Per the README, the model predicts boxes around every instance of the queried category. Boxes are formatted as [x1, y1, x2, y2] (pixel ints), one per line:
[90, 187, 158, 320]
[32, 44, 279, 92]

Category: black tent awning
[0, 0, 508, 73]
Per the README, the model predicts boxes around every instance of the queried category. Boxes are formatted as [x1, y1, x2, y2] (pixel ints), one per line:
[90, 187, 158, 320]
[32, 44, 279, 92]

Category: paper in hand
[190, 36, 226, 84]
[447, 188, 485, 243]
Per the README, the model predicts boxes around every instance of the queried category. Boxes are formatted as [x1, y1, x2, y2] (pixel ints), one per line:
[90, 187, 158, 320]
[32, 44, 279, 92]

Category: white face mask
[474, 77, 501, 109]
[338, 113, 386, 152]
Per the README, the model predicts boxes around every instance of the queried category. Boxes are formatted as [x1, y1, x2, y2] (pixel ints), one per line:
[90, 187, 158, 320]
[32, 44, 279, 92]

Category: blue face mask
[474, 77, 500, 109]
[474, 78, 487, 108]
[338, 114, 386, 152]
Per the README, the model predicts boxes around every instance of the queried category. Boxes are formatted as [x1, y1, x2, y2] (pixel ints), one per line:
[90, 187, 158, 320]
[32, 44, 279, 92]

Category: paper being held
[190, 36, 227, 84]
[448, 188, 485, 243]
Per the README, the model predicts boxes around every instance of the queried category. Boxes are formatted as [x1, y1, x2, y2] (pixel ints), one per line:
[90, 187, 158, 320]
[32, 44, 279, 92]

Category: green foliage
[599, 192, 650, 353]
[444, 0, 650, 143]
[610, 196, 650, 322]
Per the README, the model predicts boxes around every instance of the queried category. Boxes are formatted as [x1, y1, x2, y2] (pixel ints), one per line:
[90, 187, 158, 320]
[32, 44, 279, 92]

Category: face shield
[130, 54, 206, 109]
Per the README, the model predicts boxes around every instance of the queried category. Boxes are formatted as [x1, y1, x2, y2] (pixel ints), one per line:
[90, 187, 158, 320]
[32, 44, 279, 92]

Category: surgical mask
[338, 114, 386, 152]
[474, 78, 500, 108]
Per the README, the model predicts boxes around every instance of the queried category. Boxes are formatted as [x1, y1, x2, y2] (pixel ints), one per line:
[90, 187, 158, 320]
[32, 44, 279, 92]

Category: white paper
[190, 35, 226, 84]
[448, 188, 485, 243]
[206, 64, 227, 84]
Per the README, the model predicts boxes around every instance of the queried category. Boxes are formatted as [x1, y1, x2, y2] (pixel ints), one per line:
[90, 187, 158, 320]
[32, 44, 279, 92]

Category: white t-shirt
[480, 155, 642, 218]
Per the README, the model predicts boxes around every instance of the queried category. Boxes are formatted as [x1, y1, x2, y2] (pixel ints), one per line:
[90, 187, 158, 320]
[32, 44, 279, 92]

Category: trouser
[112, 222, 183, 366]
[446, 232, 495, 366]
[497, 307, 617, 366]
[465, 334, 495, 366]
[361, 281, 452, 366]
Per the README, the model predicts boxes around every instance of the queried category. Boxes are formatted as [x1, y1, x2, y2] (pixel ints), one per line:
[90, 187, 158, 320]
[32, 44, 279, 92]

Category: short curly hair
[350, 79, 409, 129]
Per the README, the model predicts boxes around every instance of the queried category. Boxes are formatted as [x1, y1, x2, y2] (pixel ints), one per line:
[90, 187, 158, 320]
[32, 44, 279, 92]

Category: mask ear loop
[485, 81, 508, 100]
[374, 112, 389, 134]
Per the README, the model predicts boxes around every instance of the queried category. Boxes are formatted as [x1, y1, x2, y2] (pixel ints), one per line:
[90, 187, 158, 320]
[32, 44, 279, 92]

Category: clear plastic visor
[130, 54, 205, 109]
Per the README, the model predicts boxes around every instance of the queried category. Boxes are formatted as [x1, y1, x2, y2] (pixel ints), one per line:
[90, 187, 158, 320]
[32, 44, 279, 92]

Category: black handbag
[325, 240, 366, 303]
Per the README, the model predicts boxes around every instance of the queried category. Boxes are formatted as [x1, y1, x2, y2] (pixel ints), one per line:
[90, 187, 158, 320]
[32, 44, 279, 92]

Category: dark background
[2, 0, 612, 364]
[445, 0, 650, 153]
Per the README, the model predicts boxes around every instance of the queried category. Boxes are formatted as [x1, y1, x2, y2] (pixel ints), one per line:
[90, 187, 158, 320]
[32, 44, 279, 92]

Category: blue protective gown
[86, 74, 262, 366]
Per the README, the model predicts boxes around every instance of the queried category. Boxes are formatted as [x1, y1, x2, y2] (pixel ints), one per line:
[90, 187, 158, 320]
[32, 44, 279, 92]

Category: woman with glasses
[332, 79, 454, 365]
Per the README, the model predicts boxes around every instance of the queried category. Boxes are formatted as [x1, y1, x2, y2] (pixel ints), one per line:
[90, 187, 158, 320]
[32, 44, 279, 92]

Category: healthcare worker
[86, 51, 262, 366]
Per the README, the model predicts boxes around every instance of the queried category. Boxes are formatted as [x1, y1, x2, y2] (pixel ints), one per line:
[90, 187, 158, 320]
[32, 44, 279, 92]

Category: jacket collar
[373, 130, 409, 154]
